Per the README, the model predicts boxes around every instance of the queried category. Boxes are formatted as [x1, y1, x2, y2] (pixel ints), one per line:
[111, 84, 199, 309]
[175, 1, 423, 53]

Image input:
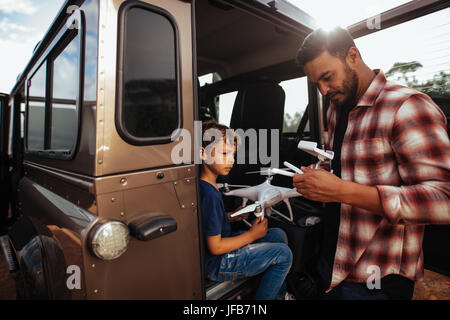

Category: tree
[386, 61, 450, 97]
[414, 71, 450, 97]
[283, 112, 302, 132]
[386, 61, 423, 84]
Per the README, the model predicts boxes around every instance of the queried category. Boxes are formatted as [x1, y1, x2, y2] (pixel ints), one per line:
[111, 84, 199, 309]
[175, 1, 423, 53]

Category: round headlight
[88, 221, 129, 260]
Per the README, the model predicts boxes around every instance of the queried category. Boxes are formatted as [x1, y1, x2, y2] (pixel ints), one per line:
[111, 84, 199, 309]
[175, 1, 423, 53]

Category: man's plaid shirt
[323, 70, 450, 292]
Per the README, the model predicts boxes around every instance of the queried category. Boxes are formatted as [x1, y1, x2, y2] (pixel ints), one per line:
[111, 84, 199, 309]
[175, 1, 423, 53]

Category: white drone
[222, 140, 334, 225]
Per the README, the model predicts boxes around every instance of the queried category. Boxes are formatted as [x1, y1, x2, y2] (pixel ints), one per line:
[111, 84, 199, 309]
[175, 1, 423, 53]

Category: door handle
[128, 214, 177, 241]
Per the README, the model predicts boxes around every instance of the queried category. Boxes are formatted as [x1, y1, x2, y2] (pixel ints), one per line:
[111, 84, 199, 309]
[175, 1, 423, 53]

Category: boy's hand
[249, 217, 268, 240]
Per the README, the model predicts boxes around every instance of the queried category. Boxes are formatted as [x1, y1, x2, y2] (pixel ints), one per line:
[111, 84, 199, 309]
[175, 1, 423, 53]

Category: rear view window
[119, 5, 180, 142]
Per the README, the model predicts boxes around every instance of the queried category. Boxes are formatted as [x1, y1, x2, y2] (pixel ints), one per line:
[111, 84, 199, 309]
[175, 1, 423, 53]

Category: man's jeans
[207, 228, 292, 300]
[316, 256, 389, 300]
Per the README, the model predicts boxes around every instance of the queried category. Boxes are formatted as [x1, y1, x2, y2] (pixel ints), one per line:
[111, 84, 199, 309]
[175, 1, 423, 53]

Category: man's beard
[332, 64, 359, 108]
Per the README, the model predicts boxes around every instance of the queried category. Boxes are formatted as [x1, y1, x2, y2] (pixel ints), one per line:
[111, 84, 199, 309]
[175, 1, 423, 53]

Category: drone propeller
[283, 161, 304, 175]
[217, 183, 250, 189]
[230, 202, 263, 218]
[245, 167, 295, 177]
[244, 171, 263, 174]
[245, 167, 292, 174]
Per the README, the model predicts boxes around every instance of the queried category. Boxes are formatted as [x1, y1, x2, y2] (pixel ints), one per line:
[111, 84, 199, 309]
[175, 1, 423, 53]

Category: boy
[199, 120, 292, 300]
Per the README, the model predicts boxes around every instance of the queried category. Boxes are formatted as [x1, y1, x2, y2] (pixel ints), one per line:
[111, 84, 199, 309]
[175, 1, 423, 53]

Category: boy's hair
[201, 120, 240, 149]
[296, 27, 357, 68]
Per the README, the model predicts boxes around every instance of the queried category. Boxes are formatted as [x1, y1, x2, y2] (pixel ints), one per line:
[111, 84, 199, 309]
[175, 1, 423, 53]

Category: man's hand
[293, 166, 344, 203]
[293, 166, 384, 214]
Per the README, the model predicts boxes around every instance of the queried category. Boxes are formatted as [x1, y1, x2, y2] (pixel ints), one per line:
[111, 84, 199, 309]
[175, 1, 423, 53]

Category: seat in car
[226, 78, 286, 187]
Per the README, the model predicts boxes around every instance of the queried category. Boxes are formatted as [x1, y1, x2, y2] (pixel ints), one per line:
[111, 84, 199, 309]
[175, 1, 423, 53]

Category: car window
[215, 91, 237, 127]
[20, 103, 25, 139]
[120, 6, 180, 141]
[51, 31, 80, 150]
[27, 62, 46, 150]
[355, 8, 450, 118]
[199, 72, 221, 86]
[279, 76, 309, 133]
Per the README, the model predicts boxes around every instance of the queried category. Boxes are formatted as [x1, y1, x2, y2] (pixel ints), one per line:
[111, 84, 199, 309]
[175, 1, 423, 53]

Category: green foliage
[283, 111, 302, 132]
[386, 61, 450, 97]
[386, 61, 423, 81]
[413, 71, 450, 97]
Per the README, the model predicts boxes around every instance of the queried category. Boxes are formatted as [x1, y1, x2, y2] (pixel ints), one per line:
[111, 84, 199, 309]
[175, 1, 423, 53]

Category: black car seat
[226, 78, 286, 187]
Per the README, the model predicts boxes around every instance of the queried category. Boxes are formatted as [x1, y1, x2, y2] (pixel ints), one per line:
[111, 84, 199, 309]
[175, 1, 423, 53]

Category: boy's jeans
[207, 228, 292, 300]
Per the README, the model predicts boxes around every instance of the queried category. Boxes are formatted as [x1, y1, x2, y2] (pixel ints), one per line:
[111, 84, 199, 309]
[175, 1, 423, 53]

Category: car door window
[119, 5, 180, 142]
[27, 62, 46, 150]
[51, 31, 80, 150]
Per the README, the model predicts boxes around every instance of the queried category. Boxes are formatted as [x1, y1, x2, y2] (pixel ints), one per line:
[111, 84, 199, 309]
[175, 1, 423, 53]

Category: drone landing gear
[243, 200, 295, 228]
[269, 199, 294, 224]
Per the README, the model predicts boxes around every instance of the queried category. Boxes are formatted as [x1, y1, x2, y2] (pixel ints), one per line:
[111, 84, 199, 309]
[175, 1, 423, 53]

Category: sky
[0, 0, 65, 93]
[289, 0, 450, 79]
[1, 0, 449, 119]
[288, 0, 412, 30]
[199, 0, 450, 127]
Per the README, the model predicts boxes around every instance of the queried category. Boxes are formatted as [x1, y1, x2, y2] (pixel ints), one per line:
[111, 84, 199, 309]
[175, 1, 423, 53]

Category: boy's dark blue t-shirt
[199, 180, 231, 277]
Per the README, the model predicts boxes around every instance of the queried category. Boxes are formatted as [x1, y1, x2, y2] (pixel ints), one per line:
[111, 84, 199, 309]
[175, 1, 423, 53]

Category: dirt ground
[412, 269, 450, 300]
[0, 253, 448, 300]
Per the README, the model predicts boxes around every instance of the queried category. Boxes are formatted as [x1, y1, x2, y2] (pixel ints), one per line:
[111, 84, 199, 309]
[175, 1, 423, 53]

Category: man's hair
[296, 27, 357, 68]
[201, 120, 239, 149]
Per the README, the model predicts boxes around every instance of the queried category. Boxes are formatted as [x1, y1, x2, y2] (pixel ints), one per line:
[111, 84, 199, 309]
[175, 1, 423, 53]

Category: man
[293, 27, 450, 300]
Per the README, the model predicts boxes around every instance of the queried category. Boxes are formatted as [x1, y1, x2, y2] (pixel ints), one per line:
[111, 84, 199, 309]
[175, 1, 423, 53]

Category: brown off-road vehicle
[0, 0, 449, 300]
